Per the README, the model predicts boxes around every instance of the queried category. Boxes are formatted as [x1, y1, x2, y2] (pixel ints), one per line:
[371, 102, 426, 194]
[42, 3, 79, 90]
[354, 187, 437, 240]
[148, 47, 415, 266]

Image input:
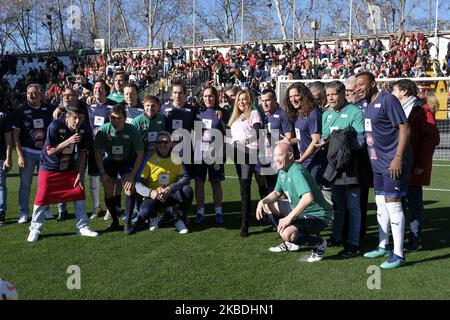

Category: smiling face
[156, 135, 172, 157]
[273, 143, 293, 171]
[144, 99, 160, 118]
[236, 91, 251, 113]
[114, 74, 126, 92]
[202, 88, 216, 108]
[93, 82, 107, 102]
[354, 74, 376, 102]
[288, 88, 302, 110]
[62, 89, 78, 108]
[124, 86, 138, 106]
[27, 86, 43, 107]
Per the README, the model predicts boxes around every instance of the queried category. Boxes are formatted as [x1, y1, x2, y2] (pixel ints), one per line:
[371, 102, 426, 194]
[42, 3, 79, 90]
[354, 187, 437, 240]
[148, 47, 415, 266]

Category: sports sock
[214, 207, 222, 215]
[125, 195, 135, 225]
[385, 201, 405, 258]
[375, 195, 390, 250]
[197, 207, 205, 215]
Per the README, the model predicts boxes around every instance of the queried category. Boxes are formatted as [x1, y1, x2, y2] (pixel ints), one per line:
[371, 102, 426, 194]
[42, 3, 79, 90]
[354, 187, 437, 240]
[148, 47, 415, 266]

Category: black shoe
[338, 244, 360, 258]
[240, 230, 249, 238]
[106, 222, 121, 232]
[0, 211, 5, 225]
[124, 224, 135, 235]
[56, 210, 69, 222]
[327, 237, 343, 247]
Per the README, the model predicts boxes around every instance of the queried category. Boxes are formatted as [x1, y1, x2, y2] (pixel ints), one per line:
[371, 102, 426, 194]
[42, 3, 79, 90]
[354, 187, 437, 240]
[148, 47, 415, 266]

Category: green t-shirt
[107, 90, 125, 103]
[94, 123, 144, 162]
[321, 104, 364, 138]
[131, 112, 166, 151]
[275, 163, 332, 223]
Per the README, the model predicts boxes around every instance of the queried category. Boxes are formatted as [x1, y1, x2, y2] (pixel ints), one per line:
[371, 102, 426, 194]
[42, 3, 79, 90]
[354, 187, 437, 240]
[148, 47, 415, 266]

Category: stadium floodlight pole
[108, 0, 111, 51]
[349, 0, 352, 44]
[434, 0, 439, 59]
[148, 0, 152, 49]
[193, 0, 195, 47]
[241, 0, 244, 44]
[292, 0, 295, 47]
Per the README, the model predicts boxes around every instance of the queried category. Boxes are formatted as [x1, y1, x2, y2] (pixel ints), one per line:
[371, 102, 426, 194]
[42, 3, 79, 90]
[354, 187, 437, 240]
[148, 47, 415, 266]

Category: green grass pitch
[0, 161, 449, 300]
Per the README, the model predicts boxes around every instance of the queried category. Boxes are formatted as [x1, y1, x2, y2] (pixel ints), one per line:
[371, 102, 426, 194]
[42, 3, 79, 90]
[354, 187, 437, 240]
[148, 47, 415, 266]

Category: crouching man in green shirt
[256, 142, 332, 262]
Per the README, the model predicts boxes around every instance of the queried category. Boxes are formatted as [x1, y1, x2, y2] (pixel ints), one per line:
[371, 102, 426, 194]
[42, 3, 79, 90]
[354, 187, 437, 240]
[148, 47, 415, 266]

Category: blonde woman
[228, 90, 262, 237]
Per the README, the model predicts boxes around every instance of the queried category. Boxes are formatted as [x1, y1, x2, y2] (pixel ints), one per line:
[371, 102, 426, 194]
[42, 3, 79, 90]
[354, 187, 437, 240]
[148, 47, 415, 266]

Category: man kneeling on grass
[133, 131, 193, 234]
[256, 143, 332, 262]
[27, 101, 99, 242]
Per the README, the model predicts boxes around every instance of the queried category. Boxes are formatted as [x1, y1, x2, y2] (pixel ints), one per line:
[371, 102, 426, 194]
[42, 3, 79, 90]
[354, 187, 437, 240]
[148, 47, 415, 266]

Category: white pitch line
[432, 164, 450, 167]
[225, 176, 449, 191]
[424, 188, 450, 192]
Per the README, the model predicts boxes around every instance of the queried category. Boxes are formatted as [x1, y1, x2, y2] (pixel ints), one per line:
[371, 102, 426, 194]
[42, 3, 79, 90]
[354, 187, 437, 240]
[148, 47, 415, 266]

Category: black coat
[322, 126, 373, 187]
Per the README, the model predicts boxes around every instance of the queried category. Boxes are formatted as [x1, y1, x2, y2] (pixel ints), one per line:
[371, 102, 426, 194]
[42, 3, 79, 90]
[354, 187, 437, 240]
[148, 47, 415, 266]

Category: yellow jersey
[138, 152, 186, 190]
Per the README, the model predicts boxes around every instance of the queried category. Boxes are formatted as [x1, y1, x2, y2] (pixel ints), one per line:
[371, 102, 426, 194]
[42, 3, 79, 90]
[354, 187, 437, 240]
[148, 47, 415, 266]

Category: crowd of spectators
[1, 32, 449, 113]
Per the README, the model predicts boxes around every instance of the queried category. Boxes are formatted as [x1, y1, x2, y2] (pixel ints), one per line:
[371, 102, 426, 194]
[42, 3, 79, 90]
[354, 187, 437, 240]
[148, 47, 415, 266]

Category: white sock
[197, 207, 204, 215]
[215, 207, 222, 215]
[375, 195, 390, 250]
[89, 176, 100, 209]
[385, 201, 405, 258]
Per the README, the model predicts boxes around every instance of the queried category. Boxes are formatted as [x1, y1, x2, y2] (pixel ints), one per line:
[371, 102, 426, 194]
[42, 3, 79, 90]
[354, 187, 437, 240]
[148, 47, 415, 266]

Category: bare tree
[274, 0, 293, 40]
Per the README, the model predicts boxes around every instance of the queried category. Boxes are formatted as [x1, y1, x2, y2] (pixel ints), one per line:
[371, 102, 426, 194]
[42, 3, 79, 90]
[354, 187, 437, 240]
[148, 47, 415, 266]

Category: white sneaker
[77, 227, 99, 237]
[307, 239, 327, 263]
[44, 210, 54, 220]
[175, 219, 189, 234]
[149, 216, 161, 231]
[90, 207, 101, 219]
[269, 241, 300, 253]
[27, 228, 40, 242]
[18, 214, 28, 224]
[104, 211, 112, 221]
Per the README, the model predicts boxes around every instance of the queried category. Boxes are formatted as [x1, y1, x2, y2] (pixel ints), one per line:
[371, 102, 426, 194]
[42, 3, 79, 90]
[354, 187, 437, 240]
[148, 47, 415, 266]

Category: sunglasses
[157, 141, 170, 145]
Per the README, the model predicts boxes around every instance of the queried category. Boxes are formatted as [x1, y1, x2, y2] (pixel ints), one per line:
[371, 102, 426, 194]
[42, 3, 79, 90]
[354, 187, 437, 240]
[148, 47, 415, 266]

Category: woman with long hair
[228, 90, 262, 237]
[193, 85, 227, 224]
[284, 82, 323, 183]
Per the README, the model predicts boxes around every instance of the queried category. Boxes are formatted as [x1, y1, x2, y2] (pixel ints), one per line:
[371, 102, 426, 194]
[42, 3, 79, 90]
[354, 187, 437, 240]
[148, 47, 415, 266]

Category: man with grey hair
[12, 84, 56, 223]
[256, 142, 332, 262]
[307, 81, 328, 111]
[320, 80, 366, 258]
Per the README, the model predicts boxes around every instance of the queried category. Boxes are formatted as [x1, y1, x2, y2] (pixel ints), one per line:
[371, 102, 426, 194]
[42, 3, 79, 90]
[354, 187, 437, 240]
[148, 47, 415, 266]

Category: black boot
[240, 179, 252, 238]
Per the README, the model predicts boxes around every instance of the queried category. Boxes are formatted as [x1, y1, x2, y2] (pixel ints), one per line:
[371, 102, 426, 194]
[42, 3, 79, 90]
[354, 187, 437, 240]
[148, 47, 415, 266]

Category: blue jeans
[19, 151, 41, 216]
[402, 186, 424, 239]
[331, 185, 361, 246]
[30, 200, 89, 231]
[0, 160, 7, 212]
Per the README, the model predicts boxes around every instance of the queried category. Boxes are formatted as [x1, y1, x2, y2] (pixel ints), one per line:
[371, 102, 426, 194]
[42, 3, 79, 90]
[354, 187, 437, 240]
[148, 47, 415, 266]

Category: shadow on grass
[40, 232, 78, 239]
[359, 205, 450, 254]
[182, 200, 271, 236]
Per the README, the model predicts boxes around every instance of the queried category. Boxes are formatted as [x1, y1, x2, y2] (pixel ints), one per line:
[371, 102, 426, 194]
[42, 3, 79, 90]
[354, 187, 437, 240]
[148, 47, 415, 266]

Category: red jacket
[408, 100, 440, 186]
